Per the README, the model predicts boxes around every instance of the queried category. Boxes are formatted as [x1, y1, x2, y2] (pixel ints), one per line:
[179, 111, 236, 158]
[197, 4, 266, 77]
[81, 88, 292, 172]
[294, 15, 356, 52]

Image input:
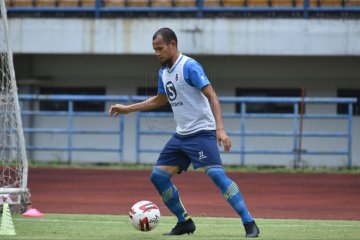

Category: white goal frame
[0, 0, 29, 202]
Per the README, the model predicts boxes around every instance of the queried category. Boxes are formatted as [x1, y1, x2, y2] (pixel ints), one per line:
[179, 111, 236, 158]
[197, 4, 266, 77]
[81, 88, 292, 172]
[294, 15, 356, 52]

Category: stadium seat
[320, 0, 342, 5]
[175, 0, 197, 6]
[152, 0, 173, 6]
[36, 0, 56, 6]
[5, 0, 13, 7]
[127, 0, 150, 6]
[81, 0, 96, 6]
[223, 0, 245, 6]
[271, 0, 294, 6]
[346, 0, 360, 5]
[307, 0, 319, 6]
[273, 0, 306, 6]
[305, 0, 342, 5]
[103, 0, 126, 6]
[203, 0, 221, 6]
[12, 0, 33, 7]
[247, 0, 269, 6]
[58, 0, 80, 6]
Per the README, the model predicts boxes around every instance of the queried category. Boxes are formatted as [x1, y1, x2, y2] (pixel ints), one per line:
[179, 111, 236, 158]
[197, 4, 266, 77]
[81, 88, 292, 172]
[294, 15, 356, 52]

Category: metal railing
[17, 95, 357, 166]
[19, 94, 129, 164]
[134, 96, 357, 167]
[7, 0, 360, 19]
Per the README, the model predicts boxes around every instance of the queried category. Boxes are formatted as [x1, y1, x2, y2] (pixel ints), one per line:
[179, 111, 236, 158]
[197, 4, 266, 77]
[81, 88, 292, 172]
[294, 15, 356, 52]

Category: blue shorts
[156, 130, 223, 173]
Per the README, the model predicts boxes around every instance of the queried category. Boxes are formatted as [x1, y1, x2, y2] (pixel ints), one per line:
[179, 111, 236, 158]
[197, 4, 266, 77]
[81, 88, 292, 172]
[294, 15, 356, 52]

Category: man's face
[152, 35, 175, 66]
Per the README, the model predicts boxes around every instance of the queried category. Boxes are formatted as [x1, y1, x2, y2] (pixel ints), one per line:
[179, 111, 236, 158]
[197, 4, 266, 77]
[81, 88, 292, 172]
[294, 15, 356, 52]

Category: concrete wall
[15, 54, 360, 167]
[9, 18, 360, 55]
[9, 16, 360, 167]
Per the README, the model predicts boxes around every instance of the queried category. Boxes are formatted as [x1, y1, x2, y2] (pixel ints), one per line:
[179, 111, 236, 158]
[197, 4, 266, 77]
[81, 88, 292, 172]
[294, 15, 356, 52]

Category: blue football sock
[150, 167, 190, 222]
[206, 166, 254, 224]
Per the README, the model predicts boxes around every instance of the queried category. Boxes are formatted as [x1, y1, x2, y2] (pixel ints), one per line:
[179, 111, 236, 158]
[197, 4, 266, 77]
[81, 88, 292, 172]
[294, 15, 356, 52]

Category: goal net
[0, 0, 30, 213]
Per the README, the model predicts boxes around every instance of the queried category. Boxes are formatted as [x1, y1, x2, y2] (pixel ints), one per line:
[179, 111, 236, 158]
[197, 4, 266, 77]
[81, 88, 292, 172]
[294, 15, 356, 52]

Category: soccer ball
[129, 200, 161, 232]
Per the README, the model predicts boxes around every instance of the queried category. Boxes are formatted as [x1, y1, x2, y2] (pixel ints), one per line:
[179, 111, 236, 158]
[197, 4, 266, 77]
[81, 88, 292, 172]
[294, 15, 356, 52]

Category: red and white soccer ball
[129, 200, 161, 232]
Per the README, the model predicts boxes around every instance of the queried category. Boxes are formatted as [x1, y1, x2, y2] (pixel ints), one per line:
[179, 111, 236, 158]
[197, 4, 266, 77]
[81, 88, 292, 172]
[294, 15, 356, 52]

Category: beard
[160, 58, 171, 68]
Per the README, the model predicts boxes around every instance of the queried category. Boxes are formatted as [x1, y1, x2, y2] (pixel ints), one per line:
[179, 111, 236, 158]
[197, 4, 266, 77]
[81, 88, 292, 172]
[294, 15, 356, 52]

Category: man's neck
[168, 52, 180, 69]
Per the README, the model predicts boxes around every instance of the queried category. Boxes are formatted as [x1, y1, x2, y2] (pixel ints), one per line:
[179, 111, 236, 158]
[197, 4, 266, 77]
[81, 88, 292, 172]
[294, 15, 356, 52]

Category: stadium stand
[12, 0, 33, 7]
[3, 0, 360, 8]
[127, 0, 150, 7]
[4, 0, 360, 18]
[58, 0, 80, 7]
[203, 0, 221, 6]
[318, 0, 343, 6]
[346, 0, 360, 6]
[223, 0, 245, 6]
[81, 0, 96, 6]
[3, 0, 359, 8]
[103, 0, 126, 7]
[152, 0, 173, 6]
[271, 0, 300, 6]
[176, 0, 197, 6]
[36, 0, 57, 7]
[247, 0, 269, 6]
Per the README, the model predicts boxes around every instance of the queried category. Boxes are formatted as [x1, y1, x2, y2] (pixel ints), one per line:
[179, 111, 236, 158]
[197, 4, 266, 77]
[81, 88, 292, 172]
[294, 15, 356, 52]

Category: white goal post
[0, 0, 30, 212]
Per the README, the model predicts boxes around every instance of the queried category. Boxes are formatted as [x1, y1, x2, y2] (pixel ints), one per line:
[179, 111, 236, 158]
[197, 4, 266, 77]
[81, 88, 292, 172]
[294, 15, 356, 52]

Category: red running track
[28, 168, 360, 220]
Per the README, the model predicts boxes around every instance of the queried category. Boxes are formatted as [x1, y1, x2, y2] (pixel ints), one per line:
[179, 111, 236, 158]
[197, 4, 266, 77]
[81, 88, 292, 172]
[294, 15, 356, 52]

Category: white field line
[13, 218, 358, 227]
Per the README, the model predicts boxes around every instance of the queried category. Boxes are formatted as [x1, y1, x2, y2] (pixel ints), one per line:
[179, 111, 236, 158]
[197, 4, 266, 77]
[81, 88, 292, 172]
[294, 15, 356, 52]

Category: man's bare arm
[109, 93, 168, 116]
[202, 85, 232, 152]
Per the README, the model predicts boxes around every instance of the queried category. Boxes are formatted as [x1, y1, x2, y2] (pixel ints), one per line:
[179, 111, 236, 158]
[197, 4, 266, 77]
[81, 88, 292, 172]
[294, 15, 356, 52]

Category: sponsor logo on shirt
[165, 81, 177, 101]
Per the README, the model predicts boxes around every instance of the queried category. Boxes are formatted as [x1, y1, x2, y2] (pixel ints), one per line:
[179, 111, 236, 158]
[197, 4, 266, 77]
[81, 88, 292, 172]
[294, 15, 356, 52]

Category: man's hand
[109, 104, 130, 117]
[217, 129, 232, 152]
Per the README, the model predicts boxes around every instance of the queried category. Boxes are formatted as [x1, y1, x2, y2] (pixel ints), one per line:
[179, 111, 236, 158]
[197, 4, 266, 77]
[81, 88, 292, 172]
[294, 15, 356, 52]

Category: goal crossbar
[0, 188, 28, 194]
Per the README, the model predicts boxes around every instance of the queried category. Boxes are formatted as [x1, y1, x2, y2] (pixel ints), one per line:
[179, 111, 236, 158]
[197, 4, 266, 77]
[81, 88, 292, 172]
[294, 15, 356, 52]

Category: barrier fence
[19, 94, 128, 164]
[18, 95, 357, 166]
[133, 96, 357, 167]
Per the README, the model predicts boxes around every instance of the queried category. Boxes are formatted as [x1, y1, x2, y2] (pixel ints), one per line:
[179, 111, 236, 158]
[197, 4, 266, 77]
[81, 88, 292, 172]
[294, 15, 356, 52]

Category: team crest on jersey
[174, 72, 181, 81]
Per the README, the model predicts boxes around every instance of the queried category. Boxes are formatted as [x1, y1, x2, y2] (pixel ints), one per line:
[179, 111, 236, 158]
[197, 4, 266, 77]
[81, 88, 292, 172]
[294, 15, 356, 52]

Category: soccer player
[109, 28, 260, 238]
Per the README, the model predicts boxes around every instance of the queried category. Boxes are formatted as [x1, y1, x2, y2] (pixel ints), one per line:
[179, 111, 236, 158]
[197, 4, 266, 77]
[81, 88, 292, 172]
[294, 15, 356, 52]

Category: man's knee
[158, 165, 181, 175]
[205, 166, 228, 181]
[205, 166, 233, 192]
[150, 166, 172, 186]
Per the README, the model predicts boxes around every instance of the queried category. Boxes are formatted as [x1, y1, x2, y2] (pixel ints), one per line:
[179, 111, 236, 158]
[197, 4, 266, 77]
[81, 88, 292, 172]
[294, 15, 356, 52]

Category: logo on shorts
[199, 151, 207, 160]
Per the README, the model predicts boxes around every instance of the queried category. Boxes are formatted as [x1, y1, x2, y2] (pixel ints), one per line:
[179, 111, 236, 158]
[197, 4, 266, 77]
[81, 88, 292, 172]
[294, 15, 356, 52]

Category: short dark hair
[153, 28, 177, 46]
